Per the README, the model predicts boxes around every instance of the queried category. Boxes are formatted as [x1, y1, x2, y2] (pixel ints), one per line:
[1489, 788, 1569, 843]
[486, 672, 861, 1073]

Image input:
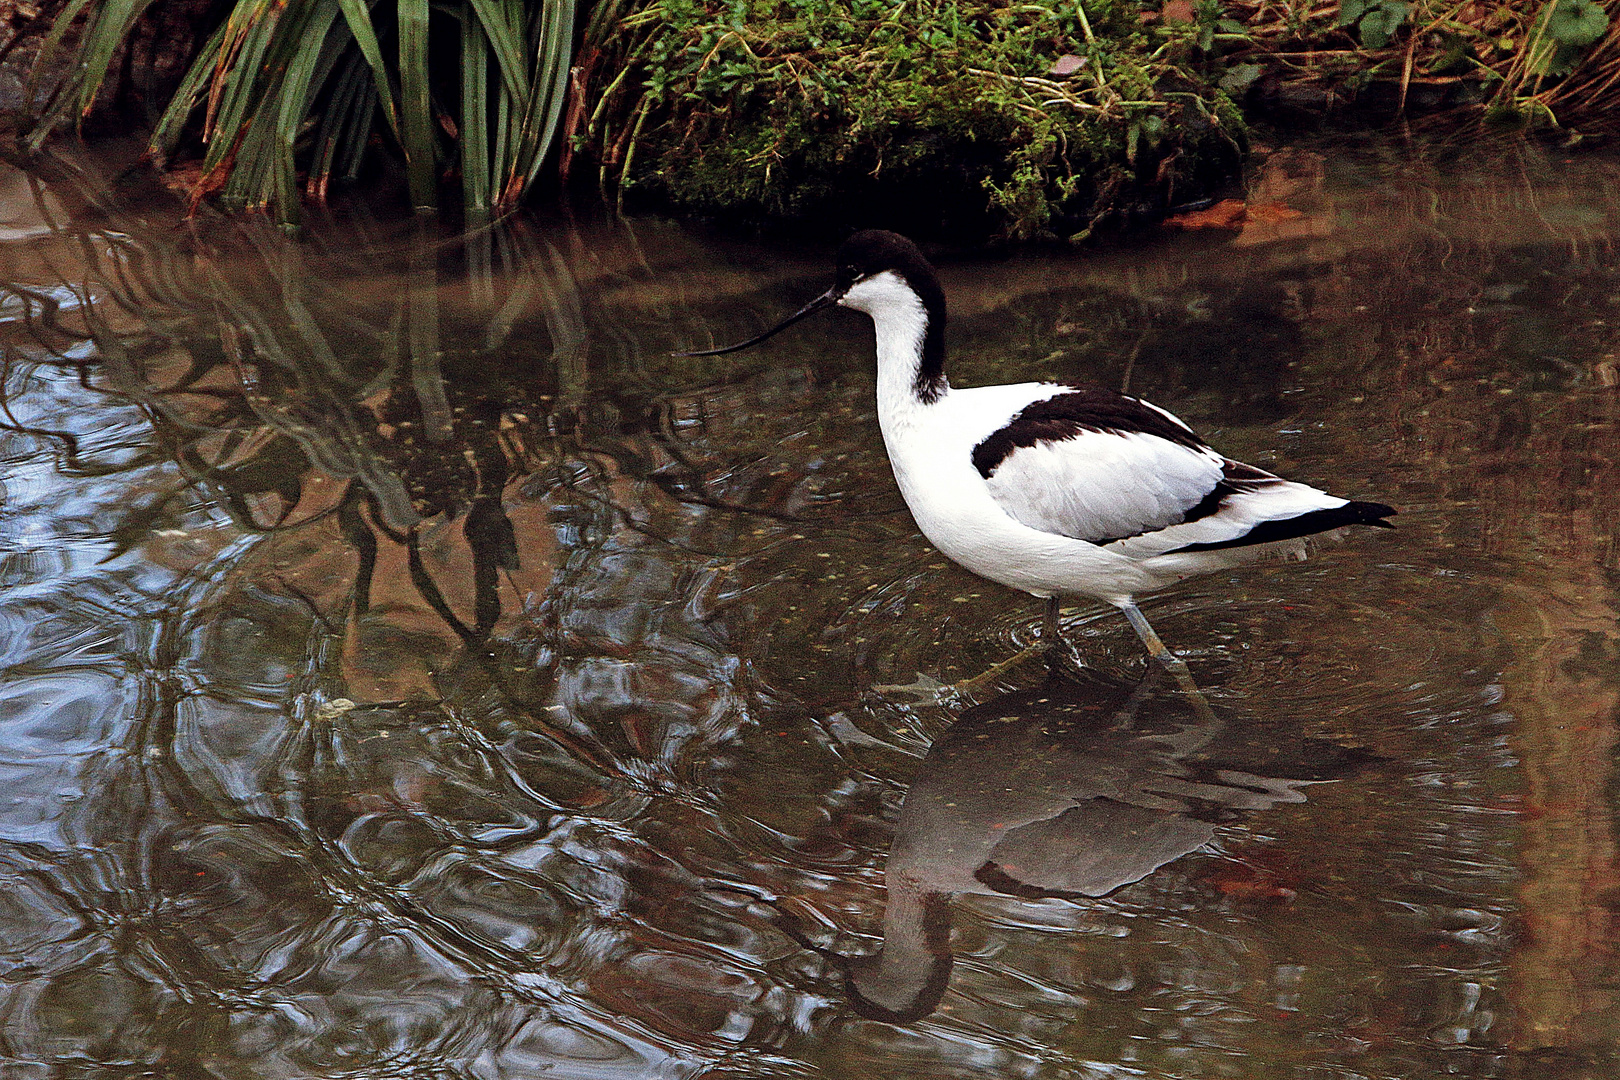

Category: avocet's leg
[1115, 600, 1181, 669]
[953, 596, 1067, 694]
[1041, 595, 1061, 649]
[1114, 599, 1216, 722]
[1040, 595, 1070, 676]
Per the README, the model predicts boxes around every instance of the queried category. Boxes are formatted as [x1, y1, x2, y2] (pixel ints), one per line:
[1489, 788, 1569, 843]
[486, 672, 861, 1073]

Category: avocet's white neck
[839, 271, 945, 416]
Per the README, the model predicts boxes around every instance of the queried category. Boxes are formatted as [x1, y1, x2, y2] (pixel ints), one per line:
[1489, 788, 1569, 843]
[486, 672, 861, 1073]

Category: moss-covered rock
[583, 0, 1251, 241]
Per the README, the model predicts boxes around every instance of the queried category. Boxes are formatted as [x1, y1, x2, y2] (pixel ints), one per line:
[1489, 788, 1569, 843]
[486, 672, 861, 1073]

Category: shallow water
[0, 136, 1616, 1078]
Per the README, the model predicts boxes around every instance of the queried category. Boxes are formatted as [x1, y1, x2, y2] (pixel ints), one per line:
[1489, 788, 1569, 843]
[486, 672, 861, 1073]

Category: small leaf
[1547, 0, 1609, 46]
[1337, 0, 1371, 28]
[1048, 54, 1085, 76]
[1359, 4, 1408, 49]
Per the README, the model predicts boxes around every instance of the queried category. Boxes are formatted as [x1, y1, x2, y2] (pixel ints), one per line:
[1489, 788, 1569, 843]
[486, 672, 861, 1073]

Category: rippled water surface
[1, 138, 1617, 1078]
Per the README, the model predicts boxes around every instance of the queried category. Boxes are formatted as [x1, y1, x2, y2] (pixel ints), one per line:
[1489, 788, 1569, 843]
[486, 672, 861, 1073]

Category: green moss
[586, 0, 1249, 240]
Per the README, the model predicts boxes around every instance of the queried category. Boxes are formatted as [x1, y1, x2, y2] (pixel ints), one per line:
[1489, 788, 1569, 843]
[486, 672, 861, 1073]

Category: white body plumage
[847, 269, 1364, 606]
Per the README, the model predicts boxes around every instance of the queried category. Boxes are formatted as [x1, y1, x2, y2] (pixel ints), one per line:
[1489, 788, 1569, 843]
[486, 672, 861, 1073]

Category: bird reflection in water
[802, 670, 1374, 1023]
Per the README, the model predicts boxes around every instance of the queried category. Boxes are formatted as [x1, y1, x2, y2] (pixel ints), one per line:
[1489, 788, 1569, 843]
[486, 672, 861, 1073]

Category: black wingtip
[1170, 499, 1400, 553]
[1350, 501, 1398, 528]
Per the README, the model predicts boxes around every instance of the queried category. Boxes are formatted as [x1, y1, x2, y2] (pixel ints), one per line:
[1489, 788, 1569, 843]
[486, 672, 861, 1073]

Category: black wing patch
[971, 387, 1207, 480]
[1174, 459, 1279, 528]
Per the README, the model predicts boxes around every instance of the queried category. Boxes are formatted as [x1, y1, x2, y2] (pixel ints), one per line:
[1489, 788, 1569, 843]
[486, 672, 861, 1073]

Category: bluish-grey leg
[1115, 599, 1216, 722]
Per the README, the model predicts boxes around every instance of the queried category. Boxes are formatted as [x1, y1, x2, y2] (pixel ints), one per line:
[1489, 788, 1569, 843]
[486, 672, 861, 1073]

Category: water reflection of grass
[0, 155, 815, 1073]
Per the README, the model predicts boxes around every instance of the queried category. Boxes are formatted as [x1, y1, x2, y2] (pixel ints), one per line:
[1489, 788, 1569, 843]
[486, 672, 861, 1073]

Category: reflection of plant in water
[0, 157, 877, 793]
[19, 202, 574, 638]
[0, 161, 837, 1071]
[1, 170, 642, 758]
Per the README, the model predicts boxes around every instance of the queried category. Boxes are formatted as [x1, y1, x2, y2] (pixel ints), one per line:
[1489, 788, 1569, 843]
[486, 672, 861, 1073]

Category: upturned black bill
[674, 285, 842, 357]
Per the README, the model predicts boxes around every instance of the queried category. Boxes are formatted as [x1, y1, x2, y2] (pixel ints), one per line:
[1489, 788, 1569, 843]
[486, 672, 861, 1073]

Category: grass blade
[202, 0, 282, 172]
[340, 76, 379, 182]
[309, 52, 368, 200]
[26, 0, 159, 150]
[269, 3, 344, 225]
[465, 0, 533, 103]
[516, 0, 577, 196]
[23, 0, 96, 141]
[397, 0, 436, 210]
[71, 0, 160, 118]
[461, 5, 492, 213]
[147, 19, 232, 166]
[335, 0, 402, 139]
[492, 54, 514, 195]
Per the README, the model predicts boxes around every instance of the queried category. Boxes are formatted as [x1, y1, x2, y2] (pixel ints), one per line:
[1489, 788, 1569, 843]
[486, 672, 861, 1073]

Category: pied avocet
[682, 230, 1395, 677]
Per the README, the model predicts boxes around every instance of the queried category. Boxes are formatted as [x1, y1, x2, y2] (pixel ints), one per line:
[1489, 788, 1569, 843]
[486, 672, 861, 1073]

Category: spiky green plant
[29, 0, 578, 224]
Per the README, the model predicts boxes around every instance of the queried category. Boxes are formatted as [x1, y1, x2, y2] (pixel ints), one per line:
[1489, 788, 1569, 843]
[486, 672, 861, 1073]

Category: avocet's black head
[831, 230, 946, 320]
[676, 231, 948, 399]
